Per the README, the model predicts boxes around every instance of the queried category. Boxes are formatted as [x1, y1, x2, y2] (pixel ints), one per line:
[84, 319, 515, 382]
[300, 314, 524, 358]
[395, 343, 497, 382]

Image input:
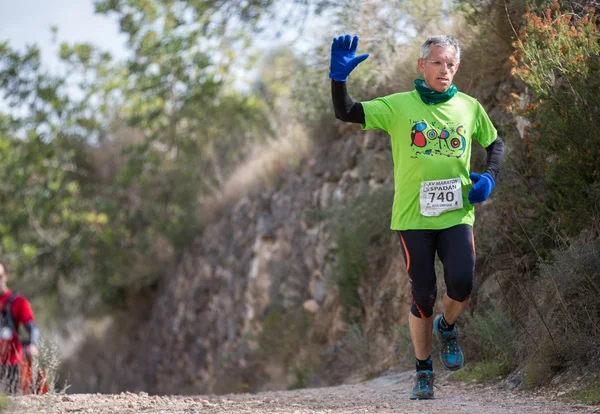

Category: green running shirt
[361, 90, 497, 230]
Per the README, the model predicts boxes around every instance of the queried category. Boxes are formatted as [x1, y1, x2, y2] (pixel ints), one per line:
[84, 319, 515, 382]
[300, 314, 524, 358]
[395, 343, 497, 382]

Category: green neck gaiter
[414, 79, 458, 105]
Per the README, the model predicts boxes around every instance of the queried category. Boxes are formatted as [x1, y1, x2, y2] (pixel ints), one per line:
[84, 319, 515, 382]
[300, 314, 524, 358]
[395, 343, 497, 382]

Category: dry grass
[202, 121, 312, 216]
[0, 336, 64, 413]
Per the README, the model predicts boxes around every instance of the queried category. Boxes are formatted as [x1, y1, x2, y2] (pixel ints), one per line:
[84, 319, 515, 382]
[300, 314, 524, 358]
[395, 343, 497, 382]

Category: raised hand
[329, 34, 369, 82]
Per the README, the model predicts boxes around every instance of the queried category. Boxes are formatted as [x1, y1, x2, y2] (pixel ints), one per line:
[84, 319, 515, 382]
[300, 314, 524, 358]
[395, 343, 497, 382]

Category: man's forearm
[331, 80, 365, 124]
[24, 322, 40, 347]
[484, 136, 505, 181]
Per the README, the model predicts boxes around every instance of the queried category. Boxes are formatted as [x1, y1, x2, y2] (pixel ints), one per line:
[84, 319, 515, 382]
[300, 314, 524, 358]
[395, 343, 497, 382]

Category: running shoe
[409, 370, 434, 400]
[433, 315, 465, 371]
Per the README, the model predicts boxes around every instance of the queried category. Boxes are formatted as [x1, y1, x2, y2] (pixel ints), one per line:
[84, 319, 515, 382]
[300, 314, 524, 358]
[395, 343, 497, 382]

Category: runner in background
[0, 260, 43, 394]
[329, 34, 504, 400]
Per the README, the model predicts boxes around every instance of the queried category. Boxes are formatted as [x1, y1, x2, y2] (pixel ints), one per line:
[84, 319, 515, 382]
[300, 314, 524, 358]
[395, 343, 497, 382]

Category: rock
[342, 137, 358, 169]
[358, 180, 369, 195]
[303, 299, 320, 313]
[503, 371, 524, 390]
[312, 145, 347, 180]
[477, 273, 501, 303]
[372, 152, 392, 183]
[363, 131, 378, 149]
[257, 213, 275, 239]
[338, 169, 360, 199]
[315, 240, 329, 268]
[320, 182, 336, 209]
[314, 278, 327, 304]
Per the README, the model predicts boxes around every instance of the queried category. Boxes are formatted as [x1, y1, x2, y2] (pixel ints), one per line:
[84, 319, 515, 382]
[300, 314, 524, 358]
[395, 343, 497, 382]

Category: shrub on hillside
[535, 232, 600, 362]
[506, 1, 600, 235]
[329, 186, 394, 321]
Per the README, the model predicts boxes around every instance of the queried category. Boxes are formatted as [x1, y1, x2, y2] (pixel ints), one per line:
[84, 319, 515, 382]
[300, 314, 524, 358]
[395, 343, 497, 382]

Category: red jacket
[0, 290, 35, 365]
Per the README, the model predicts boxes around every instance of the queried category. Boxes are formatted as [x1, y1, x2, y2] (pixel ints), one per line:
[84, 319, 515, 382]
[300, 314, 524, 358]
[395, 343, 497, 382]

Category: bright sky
[0, 0, 324, 65]
[0, 0, 128, 71]
[0, 0, 327, 94]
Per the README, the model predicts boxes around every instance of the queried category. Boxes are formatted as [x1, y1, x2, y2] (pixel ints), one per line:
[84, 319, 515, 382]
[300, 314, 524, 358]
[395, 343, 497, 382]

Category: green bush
[453, 360, 512, 383]
[507, 1, 600, 236]
[536, 234, 600, 363]
[568, 381, 600, 405]
[255, 305, 311, 369]
[329, 186, 394, 318]
[522, 360, 552, 389]
[464, 301, 516, 362]
[502, 230, 600, 388]
[391, 323, 413, 368]
[453, 301, 517, 382]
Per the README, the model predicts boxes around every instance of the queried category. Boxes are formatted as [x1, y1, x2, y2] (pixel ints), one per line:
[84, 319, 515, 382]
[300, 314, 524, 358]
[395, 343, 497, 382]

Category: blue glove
[468, 172, 495, 204]
[329, 34, 369, 82]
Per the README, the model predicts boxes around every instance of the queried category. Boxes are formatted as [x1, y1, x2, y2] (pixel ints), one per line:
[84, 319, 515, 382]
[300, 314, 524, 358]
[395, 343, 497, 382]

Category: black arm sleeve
[331, 80, 365, 124]
[24, 321, 40, 347]
[484, 136, 505, 181]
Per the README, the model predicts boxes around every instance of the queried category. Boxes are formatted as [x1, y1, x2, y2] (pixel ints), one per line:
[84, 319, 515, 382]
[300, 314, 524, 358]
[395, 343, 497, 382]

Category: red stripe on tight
[411, 293, 427, 319]
[399, 234, 411, 272]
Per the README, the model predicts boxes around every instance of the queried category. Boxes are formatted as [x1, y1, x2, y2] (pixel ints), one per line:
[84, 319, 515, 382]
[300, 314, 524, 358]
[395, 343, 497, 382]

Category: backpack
[0, 293, 18, 341]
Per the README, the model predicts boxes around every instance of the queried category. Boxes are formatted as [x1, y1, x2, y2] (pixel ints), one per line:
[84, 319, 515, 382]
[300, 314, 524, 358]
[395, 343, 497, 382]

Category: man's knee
[410, 291, 436, 318]
[446, 277, 473, 302]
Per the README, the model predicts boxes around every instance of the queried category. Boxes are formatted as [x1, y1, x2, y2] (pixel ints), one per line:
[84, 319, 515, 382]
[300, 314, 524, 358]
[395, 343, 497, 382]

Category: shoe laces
[415, 372, 433, 390]
[442, 331, 459, 354]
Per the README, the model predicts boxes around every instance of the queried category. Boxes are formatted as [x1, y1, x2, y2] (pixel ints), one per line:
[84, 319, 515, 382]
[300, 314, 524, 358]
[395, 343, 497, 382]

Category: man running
[329, 34, 504, 399]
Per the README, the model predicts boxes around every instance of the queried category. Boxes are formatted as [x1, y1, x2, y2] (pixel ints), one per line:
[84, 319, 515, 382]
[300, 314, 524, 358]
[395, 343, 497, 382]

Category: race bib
[420, 178, 463, 217]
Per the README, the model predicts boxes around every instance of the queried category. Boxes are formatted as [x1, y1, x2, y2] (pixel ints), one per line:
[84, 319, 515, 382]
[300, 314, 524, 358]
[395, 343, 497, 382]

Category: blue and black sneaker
[433, 315, 464, 371]
[410, 370, 434, 400]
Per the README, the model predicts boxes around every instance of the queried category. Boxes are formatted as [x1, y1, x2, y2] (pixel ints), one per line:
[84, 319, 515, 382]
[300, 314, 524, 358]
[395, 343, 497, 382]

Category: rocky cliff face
[63, 77, 523, 393]
[63, 126, 421, 395]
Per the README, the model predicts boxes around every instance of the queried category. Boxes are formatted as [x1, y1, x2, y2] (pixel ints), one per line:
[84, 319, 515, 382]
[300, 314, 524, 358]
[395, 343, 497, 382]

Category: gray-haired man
[329, 34, 504, 399]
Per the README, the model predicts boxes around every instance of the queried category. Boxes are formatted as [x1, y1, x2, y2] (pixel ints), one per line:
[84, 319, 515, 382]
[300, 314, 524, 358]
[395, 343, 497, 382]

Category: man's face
[417, 45, 460, 92]
[0, 265, 7, 285]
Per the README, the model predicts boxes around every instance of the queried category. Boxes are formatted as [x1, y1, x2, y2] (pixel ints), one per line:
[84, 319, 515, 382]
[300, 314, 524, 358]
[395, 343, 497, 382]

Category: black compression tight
[397, 224, 475, 318]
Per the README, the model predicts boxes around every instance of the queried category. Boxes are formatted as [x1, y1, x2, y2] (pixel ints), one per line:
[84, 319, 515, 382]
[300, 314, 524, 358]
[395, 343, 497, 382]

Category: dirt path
[9, 371, 600, 414]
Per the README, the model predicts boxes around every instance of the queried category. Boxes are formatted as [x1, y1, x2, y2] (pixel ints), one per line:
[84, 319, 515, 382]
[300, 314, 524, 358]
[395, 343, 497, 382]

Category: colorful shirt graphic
[362, 89, 497, 230]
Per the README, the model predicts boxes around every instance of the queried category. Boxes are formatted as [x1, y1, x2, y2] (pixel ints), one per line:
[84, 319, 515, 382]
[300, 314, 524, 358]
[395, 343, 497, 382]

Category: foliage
[329, 186, 394, 318]
[453, 0, 526, 99]
[522, 347, 559, 389]
[322, 0, 447, 44]
[0, 0, 275, 316]
[506, 1, 600, 235]
[89, 0, 274, 266]
[453, 1, 600, 389]
[255, 305, 311, 369]
[452, 360, 512, 382]
[535, 233, 600, 363]
[0, 43, 108, 310]
[391, 323, 413, 368]
[450, 301, 516, 382]
[335, 323, 373, 368]
[32, 336, 63, 395]
[463, 301, 516, 362]
[0, 394, 7, 410]
[567, 380, 600, 405]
